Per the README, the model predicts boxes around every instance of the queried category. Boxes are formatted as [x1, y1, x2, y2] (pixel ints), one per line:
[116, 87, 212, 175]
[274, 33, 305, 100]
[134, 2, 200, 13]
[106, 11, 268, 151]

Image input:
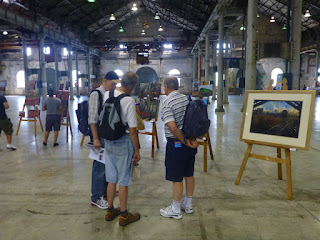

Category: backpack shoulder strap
[113, 92, 130, 123]
[109, 89, 115, 98]
[117, 93, 130, 101]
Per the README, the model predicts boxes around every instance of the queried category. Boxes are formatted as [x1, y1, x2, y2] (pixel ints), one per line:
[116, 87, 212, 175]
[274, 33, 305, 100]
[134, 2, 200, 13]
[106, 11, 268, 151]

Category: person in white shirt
[103, 72, 141, 226]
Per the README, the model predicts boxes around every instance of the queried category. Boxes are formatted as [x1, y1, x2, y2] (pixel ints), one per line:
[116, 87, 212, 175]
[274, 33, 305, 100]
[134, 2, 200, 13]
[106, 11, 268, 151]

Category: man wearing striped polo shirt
[160, 76, 198, 220]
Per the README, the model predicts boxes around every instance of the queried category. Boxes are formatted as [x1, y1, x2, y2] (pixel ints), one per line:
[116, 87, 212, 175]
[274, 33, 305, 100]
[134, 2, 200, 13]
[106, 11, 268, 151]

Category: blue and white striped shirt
[161, 90, 188, 138]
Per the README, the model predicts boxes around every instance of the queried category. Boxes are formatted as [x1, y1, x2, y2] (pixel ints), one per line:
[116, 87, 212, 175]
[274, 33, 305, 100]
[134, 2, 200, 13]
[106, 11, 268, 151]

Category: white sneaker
[6, 144, 17, 150]
[91, 196, 108, 209]
[160, 205, 182, 219]
[181, 201, 193, 214]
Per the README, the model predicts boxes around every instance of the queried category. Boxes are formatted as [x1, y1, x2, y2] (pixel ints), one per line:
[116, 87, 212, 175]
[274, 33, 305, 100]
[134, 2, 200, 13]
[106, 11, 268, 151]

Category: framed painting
[240, 90, 316, 150]
[136, 98, 160, 120]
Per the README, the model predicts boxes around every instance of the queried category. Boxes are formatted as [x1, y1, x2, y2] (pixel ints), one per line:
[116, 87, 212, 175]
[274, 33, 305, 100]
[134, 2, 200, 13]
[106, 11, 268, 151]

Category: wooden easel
[197, 132, 214, 172]
[267, 79, 288, 90]
[235, 79, 292, 200]
[235, 143, 292, 200]
[60, 106, 73, 142]
[80, 134, 86, 146]
[16, 104, 43, 137]
[267, 79, 274, 90]
[138, 118, 159, 158]
[137, 97, 160, 158]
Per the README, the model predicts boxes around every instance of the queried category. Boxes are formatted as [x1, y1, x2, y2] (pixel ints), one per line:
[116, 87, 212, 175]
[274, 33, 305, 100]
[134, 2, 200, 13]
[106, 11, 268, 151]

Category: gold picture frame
[240, 90, 316, 150]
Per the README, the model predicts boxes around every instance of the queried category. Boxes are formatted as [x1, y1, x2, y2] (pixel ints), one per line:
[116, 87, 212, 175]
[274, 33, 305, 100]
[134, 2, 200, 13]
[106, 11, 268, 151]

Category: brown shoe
[105, 207, 121, 221]
[119, 212, 140, 226]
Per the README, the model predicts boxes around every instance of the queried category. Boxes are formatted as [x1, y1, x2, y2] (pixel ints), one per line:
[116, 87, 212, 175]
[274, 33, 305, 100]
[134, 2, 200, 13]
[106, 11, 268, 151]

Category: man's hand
[93, 138, 101, 149]
[185, 138, 199, 148]
[132, 151, 141, 165]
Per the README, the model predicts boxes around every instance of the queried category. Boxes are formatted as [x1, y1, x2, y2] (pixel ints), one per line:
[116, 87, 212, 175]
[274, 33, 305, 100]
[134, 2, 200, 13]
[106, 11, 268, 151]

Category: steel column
[67, 45, 74, 100]
[39, 33, 47, 100]
[86, 47, 91, 93]
[244, 0, 258, 92]
[224, 42, 229, 104]
[290, 0, 302, 89]
[215, 15, 225, 112]
[198, 43, 202, 83]
[75, 51, 80, 98]
[22, 37, 29, 95]
[205, 34, 210, 84]
[316, 45, 320, 81]
[193, 53, 197, 83]
[212, 41, 217, 100]
[54, 45, 60, 92]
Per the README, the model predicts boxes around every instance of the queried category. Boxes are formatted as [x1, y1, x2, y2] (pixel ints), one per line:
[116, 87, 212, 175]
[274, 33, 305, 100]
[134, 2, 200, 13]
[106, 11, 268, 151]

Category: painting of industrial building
[250, 100, 302, 138]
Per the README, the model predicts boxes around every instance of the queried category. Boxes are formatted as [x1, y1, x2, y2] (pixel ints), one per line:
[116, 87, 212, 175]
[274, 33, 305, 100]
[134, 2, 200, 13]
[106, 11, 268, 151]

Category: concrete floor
[0, 94, 319, 240]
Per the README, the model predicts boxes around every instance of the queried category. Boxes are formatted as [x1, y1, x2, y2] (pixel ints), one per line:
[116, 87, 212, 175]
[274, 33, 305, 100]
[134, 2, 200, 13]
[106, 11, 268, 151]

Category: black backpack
[182, 97, 211, 139]
[76, 89, 103, 137]
[98, 89, 129, 140]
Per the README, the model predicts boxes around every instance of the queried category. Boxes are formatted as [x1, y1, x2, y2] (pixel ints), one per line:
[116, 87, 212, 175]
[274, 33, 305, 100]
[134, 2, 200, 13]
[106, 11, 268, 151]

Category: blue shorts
[165, 139, 197, 182]
[46, 115, 61, 132]
[104, 134, 134, 186]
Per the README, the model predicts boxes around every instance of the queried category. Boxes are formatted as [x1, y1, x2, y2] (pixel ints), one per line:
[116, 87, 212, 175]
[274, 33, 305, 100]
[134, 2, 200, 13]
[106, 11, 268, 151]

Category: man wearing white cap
[88, 71, 121, 209]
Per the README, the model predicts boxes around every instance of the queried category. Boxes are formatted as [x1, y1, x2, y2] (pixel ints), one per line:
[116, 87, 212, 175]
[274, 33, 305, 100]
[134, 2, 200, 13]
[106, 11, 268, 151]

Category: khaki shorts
[0, 118, 14, 135]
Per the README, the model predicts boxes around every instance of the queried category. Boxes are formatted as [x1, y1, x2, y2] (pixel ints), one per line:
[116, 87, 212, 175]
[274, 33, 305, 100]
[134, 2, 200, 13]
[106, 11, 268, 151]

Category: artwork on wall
[241, 90, 316, 150]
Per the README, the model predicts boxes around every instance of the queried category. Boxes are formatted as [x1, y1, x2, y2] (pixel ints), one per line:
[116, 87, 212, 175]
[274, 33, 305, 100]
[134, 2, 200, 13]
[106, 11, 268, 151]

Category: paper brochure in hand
[88, 147, 105, 164]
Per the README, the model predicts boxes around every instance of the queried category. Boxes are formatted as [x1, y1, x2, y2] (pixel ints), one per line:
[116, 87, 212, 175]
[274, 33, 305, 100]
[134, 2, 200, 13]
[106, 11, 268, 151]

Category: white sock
[171, 200, 181, 213]
[184, 196, 193, 207]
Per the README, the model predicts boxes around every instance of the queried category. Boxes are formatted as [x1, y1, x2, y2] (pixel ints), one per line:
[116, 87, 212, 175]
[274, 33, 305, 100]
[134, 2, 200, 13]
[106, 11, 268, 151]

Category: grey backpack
[98, 89, 129, 140]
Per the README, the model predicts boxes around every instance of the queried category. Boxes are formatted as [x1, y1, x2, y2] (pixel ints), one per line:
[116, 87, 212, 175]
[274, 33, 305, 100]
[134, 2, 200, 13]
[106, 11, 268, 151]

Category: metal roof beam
[219, 8, 246, 17]
[88, 0, 143, 34]
[191, 0, 237, 54]
[142, 0, 199, 32]
[0, 7, 100, 56]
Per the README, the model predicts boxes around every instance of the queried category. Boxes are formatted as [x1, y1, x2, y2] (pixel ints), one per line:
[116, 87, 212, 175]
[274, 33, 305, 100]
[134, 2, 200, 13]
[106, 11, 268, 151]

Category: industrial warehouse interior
[0, 0, 319, 239]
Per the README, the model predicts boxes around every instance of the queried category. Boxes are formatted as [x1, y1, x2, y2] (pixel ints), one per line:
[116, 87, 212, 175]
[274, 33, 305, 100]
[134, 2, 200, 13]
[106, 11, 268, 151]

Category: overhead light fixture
[158, 25, 163, 32]
[240, 25, 246, 31]
[257, 13, 260, 18]
[3, 31, 8, 35]
[109, 14, 116, 21]
[154, 13, 160, 20]
[141, 30, 145, 35]
[270, 16, 275, 23]
[132, 3, 138, 11]
[119, 26, 124, 32]
[304, 10, 311, 18]
[143, 21, 149, 29]
[282, 24, 287, 30]
[87, 0, 95, 2]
